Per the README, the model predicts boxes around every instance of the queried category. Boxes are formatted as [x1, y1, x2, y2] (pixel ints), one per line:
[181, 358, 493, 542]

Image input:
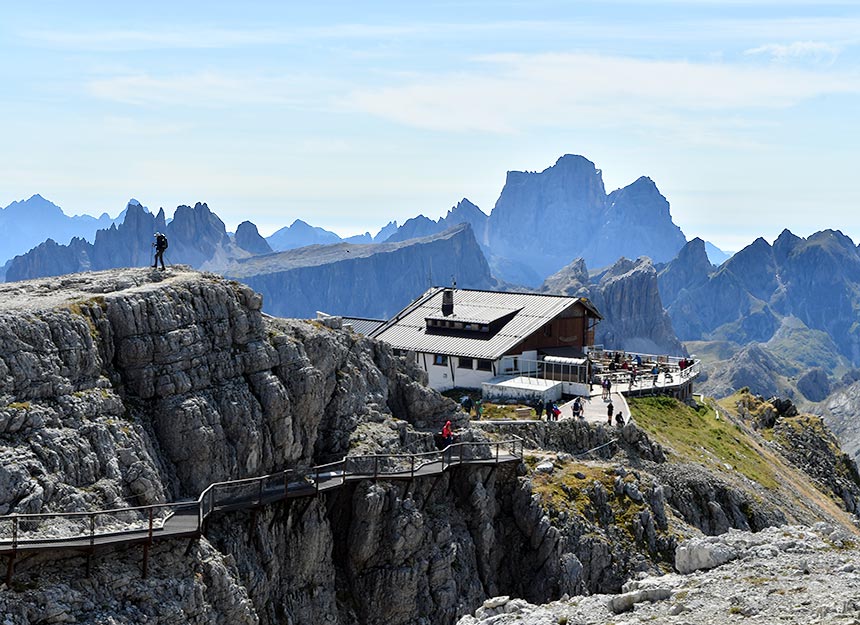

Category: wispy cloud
[745, 41, 841, 63]
[87, 72, 338, 108]
[347, 52, 860, 139]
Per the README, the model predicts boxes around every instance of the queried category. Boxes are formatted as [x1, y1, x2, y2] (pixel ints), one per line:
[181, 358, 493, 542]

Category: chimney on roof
[442, 288, 454, 317]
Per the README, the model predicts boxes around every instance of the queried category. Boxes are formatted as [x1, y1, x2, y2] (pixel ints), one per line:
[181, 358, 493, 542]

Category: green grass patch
[441, 388, 535, 420]
[628, 396, 779, 489]
[531, 462, 646, 535]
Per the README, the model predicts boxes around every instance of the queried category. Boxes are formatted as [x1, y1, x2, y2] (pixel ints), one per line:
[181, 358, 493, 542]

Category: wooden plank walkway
[0, 438, 523, 580]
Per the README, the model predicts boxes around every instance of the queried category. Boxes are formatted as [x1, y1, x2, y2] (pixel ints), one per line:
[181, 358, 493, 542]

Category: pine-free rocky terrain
[1, 267, 859, 624]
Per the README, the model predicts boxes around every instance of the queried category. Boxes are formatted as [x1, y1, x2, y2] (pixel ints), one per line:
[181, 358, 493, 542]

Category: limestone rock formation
[3, 268, 860, 625]
[826, 380, 860, 461]
[486, 155, 687, 284]
[696, 344, 786, 399]
[542, 256, 684, 355]
[385, 199, 489, 246]
[234, 221, 273, 256]
[656, 237, 713, 307]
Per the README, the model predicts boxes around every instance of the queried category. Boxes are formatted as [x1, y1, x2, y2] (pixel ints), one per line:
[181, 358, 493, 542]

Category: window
[433, 354, 448, 366]
[458, 357, 473, 369]
[476, 359, 492, 372]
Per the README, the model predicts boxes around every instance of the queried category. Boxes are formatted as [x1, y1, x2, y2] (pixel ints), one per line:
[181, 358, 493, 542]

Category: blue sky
[2, 1, 859, 251]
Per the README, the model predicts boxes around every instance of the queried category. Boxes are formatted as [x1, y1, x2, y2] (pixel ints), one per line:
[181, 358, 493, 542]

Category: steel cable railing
[0, 436, 523, 552]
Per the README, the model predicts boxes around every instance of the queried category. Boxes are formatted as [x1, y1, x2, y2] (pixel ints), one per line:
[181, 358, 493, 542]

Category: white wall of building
[418, 352, 498, 391]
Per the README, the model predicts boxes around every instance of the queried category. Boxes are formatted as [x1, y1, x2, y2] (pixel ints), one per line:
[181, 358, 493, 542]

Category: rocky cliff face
[1, 269, 858, 625]
[226, 224, 497, 319]
[457, 524, 860, 625]
[542, 256, 684, 356]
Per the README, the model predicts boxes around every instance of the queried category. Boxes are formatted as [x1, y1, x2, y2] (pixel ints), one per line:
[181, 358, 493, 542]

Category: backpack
[156, 234, 168, 250]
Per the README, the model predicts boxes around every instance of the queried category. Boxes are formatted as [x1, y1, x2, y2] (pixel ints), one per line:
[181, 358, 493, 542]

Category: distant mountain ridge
[658, 229, 860, 365]
[227, 223, 497, 319]
[5, 201, 260, 281]
[0, 194, 121, 266]
[5, 153, 690, 289]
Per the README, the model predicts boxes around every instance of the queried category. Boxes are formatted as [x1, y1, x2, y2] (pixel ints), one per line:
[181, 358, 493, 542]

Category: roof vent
[441, 288, 454, 316]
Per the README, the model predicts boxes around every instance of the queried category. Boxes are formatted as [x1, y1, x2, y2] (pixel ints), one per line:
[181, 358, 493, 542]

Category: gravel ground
[458, 524, 860, 625]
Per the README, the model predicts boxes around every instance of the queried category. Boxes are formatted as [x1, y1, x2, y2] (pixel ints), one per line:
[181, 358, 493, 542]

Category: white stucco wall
[419, 352, 498, 391]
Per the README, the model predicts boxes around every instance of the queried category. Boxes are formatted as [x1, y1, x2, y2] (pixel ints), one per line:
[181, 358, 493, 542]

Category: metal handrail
[0, 436, 524, 550]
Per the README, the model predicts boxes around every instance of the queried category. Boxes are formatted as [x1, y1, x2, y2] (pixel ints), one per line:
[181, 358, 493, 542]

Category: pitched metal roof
[342, 317, 386, 335]
[371, 287, 600, 360]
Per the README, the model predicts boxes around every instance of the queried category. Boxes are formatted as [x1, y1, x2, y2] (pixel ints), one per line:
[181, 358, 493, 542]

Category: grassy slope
[628, 395, 778, 489]
[629, 394, 859, 534]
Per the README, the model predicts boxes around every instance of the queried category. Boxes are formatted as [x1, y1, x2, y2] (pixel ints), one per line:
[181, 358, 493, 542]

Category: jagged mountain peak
[448, 198, 486, 218]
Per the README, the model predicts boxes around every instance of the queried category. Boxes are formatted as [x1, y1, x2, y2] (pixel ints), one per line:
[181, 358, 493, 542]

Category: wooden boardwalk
[0, 438, 523, 582]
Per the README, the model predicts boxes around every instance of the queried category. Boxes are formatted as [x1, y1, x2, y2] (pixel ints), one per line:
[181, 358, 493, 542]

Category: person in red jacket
[442, 420, 453, 445]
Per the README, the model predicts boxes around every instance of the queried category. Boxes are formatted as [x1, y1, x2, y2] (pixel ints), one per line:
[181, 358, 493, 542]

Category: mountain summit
[486, 155, 687, 283]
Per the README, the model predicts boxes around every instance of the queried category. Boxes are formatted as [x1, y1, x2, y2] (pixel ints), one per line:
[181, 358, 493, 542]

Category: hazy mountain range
[0, 155, 732, 282]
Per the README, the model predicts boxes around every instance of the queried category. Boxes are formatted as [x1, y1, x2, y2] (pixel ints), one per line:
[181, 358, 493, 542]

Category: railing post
[90, 513, 96, 548]
[373, 456, 378, 481]
[11, 515, 18, 551]
[142, 507, 154, 579]
[315, 467, 320, 495]
[495, 442, 500, 463]
[258, 477, 264, 506]
[411, 454, 415, 479]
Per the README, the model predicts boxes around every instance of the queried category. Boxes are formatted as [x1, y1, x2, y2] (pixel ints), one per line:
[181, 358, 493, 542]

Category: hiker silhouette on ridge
[152, 232, 168, 270]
